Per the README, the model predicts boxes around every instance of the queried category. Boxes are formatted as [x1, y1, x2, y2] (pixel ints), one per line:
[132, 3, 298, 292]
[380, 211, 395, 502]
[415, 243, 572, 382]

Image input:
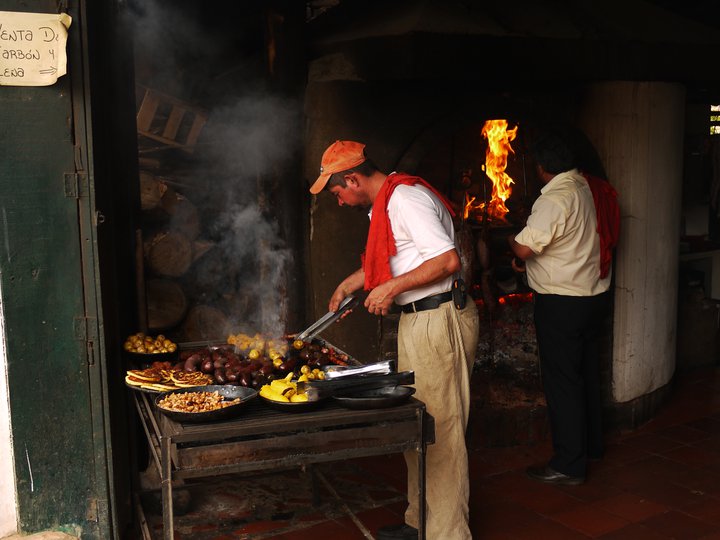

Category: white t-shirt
[369, 181, 456, 305]
[514, 169, 611, 296]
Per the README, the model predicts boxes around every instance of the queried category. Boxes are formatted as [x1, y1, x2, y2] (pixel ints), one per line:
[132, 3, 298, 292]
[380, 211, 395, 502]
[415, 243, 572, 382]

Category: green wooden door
[0, 1, 113, 536]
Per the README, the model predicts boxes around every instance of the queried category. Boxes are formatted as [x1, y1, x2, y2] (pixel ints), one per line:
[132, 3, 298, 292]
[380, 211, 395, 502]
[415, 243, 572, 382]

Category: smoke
[126, 0, 301, 339]
[199, 97, 300, 192]
[125, 0, 235, 99]
[192, 96, 300, 338]
[208, 204, 292, 336]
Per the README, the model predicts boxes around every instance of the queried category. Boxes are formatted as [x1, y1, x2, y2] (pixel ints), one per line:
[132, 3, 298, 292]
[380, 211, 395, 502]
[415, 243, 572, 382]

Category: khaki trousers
[397, 297, 479, 540]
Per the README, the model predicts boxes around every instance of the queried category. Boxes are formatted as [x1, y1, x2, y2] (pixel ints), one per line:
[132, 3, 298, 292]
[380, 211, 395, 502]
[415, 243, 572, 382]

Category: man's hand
[329, 268, 365, 312]
[364, 281, 395, 316]
[329, 286, 351, 314]
[511, 257, 526, 273]
[362, 249, 461, 317]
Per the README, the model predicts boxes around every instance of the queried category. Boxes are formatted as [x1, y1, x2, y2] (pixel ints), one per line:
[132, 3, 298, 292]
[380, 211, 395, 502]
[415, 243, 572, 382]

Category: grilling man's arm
[329, 268, 365, 311]
[365, 249, 461, 314]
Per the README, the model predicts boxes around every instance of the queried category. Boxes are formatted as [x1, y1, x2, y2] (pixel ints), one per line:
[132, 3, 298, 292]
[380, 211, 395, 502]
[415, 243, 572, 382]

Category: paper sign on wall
[0, 11, 72, 87]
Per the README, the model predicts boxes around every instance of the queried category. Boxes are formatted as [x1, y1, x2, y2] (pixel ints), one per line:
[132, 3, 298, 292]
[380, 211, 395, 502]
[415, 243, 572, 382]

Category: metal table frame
[133, 392, 434, 539]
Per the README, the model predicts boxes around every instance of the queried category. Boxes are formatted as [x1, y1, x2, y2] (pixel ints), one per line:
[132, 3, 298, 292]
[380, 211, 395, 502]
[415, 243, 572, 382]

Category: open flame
[464, 119, 518, 221]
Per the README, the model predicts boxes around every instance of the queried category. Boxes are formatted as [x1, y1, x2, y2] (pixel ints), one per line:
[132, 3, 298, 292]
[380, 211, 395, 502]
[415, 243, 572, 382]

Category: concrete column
[579, 82, 686, 403]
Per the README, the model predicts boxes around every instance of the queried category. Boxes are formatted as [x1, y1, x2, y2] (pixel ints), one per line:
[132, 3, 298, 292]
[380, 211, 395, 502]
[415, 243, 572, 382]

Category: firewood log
[162, 192, 200, 240]
[191, 239, 215, 262]
[181, 305, 229, 342]
[146, 278, 188, 332]
[144, 230, 193, 277]
[140, 171, 200, 239]
[139, 171, 174, 212]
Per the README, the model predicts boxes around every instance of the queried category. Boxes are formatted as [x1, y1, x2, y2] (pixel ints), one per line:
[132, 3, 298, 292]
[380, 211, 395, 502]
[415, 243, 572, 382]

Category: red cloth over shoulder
[583, 173, 620, 279]
[362, 173, 455, 290]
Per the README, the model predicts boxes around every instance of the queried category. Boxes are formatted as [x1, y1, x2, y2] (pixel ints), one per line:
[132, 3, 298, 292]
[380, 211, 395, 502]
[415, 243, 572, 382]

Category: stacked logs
[139, 170, 225, 339]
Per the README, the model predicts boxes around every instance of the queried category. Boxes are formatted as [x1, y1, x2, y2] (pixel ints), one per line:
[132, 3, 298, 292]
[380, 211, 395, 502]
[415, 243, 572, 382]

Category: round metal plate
[155, 385, 257, 423]
[333, 386, 416, 410]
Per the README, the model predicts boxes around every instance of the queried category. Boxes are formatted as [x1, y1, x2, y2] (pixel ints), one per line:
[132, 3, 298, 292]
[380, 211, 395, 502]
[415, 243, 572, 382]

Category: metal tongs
[322, 359, 395, 380]
[296, 294, 359, 342]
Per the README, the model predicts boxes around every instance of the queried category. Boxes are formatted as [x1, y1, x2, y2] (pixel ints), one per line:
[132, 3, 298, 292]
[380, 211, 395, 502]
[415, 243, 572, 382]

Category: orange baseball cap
[309, 140, 366, 194]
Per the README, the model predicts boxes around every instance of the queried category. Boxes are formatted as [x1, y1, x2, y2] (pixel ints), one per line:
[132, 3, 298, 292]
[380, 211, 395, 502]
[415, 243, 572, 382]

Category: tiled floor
[140, 366, 720, 539]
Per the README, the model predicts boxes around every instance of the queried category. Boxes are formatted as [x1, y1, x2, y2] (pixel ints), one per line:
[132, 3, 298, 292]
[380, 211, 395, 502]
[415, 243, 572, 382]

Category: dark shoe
[377, 523, 418, 540]
[526, 465, 584, 485]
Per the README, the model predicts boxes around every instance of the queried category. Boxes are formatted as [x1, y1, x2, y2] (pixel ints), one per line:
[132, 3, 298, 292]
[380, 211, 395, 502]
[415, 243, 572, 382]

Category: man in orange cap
[311, 140, 479, 540]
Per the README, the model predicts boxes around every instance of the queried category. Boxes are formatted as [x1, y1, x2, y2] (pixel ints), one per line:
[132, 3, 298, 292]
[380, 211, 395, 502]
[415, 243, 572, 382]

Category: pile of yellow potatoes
[124, 332, 177, 354]
[259, 372, 323, 403]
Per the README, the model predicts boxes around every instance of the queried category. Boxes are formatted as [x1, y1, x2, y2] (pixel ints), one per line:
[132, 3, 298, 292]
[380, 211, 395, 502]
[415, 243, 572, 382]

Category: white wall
[0, 282, 17, 536]
[580, 81, 685, 403]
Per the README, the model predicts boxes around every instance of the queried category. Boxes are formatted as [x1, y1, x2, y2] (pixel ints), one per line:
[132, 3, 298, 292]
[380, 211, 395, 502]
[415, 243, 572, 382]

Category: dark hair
[531, 129, 578, 175]
[327, 158, 379, 189]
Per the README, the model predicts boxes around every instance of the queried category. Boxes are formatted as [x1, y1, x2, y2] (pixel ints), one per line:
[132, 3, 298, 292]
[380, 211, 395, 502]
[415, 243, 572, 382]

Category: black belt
[398, 291, 453, 313]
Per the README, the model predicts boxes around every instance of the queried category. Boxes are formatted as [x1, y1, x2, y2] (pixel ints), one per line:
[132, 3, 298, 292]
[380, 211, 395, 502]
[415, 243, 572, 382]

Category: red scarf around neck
[362, 172, 456, 290]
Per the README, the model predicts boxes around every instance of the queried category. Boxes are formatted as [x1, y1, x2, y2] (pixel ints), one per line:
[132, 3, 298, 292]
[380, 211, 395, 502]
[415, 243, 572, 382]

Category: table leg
[161, 435, 174, 540]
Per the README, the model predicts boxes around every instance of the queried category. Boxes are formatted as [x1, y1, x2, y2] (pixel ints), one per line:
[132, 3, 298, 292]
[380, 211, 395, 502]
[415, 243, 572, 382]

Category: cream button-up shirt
[514, 169, 611, 297]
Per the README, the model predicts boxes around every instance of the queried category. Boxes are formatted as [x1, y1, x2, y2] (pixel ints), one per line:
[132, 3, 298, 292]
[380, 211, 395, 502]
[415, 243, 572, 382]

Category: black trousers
[534, 291, 610, 478]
